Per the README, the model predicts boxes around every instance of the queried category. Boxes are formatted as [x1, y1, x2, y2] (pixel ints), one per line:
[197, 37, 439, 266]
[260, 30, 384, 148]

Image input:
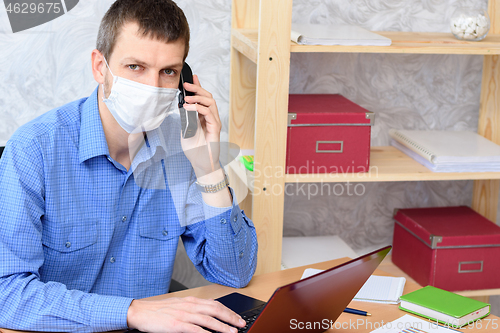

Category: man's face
[103, 21, 185, 97]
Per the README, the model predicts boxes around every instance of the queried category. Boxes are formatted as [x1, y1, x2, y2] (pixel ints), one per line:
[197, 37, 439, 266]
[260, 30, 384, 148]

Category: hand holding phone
[177, 65, 224, 181]
[178, 63, 197, 139]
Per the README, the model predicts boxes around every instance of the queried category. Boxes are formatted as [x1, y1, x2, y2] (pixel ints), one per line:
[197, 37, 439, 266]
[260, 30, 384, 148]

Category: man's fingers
[183, 81, 212, 98]
[189, 313, 238, 333]
[184, 95, 216, 109]
[174, 299, 245, 329]
[168, 319, 213, 333]
[193, 74, 201, 87]
[208, 301, 245, 328]
[184, 104, 220, 127]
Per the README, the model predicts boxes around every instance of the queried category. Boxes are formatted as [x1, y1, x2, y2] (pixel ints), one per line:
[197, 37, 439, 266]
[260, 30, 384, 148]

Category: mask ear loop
[102, 56, 114, 76]
[101, 56, 115, 100]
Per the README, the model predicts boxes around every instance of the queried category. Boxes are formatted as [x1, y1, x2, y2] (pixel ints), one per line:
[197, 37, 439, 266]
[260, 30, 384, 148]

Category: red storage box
[286, 94, 374, 174]
[392, 206, 500, 291]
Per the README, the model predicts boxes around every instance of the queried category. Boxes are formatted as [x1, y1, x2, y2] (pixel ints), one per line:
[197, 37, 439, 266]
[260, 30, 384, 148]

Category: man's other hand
[127, 296, 246, 333]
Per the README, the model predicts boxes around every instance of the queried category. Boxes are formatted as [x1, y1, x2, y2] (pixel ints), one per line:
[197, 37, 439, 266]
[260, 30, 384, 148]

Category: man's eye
[128, 65, 139, 70]
[163, 69, 175, 75]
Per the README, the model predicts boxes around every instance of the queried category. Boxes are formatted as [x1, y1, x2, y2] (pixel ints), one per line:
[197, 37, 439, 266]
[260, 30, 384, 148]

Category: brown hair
[96, 0, 190, 61]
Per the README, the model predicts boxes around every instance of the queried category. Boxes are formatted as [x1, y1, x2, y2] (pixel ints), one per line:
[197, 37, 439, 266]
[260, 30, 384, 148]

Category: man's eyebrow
[164, 62, 184, 70]
[121, 57, 150, 67]
[121, 57, 183, 70]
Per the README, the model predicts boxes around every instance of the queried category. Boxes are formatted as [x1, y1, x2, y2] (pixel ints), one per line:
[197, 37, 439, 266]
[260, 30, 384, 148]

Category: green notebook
[399, 286, 490, 328]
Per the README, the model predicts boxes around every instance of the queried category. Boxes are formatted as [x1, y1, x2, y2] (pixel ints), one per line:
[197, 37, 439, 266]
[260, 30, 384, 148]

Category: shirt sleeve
[181, 169, 258, 288]
[0, 140, 133, 332]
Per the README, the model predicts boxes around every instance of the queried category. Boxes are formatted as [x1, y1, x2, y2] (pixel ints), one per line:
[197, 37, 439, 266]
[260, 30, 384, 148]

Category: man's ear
[91, 49, 106, 85]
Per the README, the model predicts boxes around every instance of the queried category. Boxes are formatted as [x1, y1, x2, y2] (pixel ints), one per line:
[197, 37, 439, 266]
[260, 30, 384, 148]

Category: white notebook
[389, 129, 500, 172]
[301, 270, 405, 304]
[353, 275, 406, 304]
[291, 23, 392, 46]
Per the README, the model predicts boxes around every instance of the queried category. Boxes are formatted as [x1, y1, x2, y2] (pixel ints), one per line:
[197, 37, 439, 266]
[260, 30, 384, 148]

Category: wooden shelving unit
[229, 0, 500, 297]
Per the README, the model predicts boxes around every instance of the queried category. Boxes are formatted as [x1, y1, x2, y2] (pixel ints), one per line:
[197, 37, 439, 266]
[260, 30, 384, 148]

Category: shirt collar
[79, 86, 110, 163]
[130, 116, 182, 173]
[130, 125, 168, 173]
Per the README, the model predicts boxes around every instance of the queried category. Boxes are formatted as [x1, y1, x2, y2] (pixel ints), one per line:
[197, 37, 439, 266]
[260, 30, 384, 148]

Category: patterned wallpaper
[0, 0, 498, 312]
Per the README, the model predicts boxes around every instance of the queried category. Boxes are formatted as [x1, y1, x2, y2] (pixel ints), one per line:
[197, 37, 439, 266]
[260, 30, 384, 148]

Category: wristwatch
[196, 172, 230, 193]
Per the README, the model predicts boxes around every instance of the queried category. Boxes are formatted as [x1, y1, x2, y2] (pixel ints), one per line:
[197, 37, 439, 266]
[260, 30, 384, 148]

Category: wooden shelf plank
[292, 31, 500, 54]
[232, 29, 258, 64]
[284, 146, 500, 183]
[379, 255, 500, 297]
[232, 29, 500, 63]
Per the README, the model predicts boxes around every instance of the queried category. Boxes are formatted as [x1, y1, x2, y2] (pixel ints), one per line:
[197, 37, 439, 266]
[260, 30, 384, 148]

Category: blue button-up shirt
[0, 87, 257, 332]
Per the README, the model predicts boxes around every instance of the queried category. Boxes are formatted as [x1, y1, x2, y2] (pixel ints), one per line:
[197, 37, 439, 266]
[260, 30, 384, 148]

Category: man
[0, 1, 257, 332]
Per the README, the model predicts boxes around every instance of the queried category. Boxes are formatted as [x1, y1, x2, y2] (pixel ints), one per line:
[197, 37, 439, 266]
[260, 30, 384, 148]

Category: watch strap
[196, 172, 230, 193]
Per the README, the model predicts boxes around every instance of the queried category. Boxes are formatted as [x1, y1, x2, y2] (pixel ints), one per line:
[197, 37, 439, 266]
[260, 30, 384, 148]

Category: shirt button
[162, 229, 168, 236]
[220, 218, 227, 224]
[110, 257, 116, 263]
[65, 242, 71, 248]
[239, 251, 244, 258]
[233, 216, 238, 222]
[122, 216, 127, 222]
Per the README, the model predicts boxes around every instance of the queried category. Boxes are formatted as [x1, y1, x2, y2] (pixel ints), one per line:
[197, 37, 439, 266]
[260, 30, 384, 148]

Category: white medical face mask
[102, 57, 180, 134]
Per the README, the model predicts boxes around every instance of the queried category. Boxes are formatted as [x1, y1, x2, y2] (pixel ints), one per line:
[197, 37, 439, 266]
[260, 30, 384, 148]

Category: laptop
[215, 245, 392, 333]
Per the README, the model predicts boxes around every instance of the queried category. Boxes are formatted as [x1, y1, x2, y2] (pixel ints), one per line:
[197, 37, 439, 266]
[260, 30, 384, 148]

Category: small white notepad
[301, 270, 405, 305]
[354, 275, 406, 304]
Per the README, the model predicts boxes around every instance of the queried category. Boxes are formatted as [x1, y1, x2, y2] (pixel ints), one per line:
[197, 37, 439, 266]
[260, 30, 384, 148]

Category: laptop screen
[245, 246, 391, 332]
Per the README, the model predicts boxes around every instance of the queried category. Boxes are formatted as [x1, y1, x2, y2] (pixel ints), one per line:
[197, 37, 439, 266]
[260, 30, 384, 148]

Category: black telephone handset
[178, 63, 197, 139]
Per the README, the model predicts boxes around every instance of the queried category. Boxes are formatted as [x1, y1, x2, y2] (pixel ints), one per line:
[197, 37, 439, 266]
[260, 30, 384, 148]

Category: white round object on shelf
[450, 7, 490, 41]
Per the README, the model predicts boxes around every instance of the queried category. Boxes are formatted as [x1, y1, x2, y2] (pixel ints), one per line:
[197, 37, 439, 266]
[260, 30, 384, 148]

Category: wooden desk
[1, 257, 498, 332]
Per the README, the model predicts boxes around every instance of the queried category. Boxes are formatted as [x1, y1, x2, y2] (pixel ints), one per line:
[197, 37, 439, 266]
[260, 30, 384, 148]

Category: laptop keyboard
[237, 303, 266, 332]
[207, 303, 266, 333]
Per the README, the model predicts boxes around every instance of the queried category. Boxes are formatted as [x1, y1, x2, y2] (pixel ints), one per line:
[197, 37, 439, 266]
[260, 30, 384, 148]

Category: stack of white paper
[389, 129, 500, 172]
[291, 23, 392, 46]
[353, 275, 406, 304]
